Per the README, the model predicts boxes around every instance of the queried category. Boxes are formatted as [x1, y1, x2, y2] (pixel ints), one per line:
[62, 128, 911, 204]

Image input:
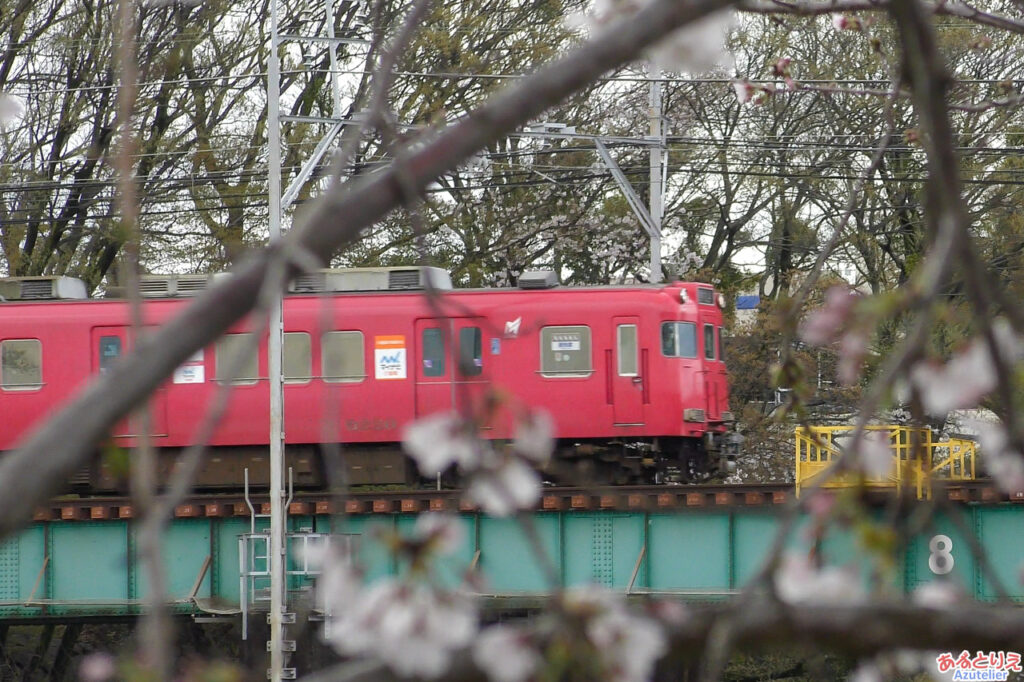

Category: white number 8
[929, 534, 954, 575]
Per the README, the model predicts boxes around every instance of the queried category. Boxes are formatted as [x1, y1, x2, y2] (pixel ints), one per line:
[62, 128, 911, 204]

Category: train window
[421, 328, 446, 377]
[617, 325, 638, 376]
[98, 336, 122, 374]
[458, 327, 482, 377]
[540, 326, 592, 377]
[661, 322, 697, 358]
[704, 324, 715, 360]
[697, 288, 714, 305]
[322, 331, 365, 382]
[283, 332, 311, 384]
[215, 333, 259, 385]
[1, 339, 42, 390]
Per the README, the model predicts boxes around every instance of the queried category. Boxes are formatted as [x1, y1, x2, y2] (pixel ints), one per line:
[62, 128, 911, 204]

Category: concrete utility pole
[266, 0, 286, 677]
[648, 71, 664, 283]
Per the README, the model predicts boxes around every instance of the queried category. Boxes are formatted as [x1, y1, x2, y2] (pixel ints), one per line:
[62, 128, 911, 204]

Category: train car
[0, 267, 734, 490]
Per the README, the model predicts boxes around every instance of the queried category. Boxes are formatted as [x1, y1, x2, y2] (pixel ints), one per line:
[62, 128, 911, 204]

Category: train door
[452, 319, 489, 418]
[415, 319, 450, 417]
[414, 318, 489, 418]
[611, 316, 644, 425]
[696, 308, 723, 421]
[91, 326, 168, 436]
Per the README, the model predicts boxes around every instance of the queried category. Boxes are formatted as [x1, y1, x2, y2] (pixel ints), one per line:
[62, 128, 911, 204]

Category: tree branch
[0, 0, 736, 539]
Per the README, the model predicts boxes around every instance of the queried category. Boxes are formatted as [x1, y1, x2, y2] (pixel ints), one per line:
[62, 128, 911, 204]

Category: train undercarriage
[68, 432, 737, 494]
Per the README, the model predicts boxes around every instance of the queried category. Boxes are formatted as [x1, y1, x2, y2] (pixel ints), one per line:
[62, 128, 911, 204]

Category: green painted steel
[3, 504, 1024, 621]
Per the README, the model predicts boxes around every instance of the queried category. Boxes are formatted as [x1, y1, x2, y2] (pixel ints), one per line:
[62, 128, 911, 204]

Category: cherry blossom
[645, 597, 688, 626]
[566, 0, 734, 75]
[325, 578, 478, 678]
[909, 320, 1024, 416]
[804, 491, 836, 520]
[732, 79, 756, 104]
[587, 603, 667, 682]
[404, 408, 553, 516]
[413, 511, 465, 555]
[473, 624, 541, 682]
[0, 94, 24, 126]
[774, 552, 864, 605]
[799, 286, 857, 346]
[402, 411, 480, 473]
[513, 409, 555, 462]
[832, 13, 864, 31]
[314, 513, 479, 678]
[467, 457, 542, 516]
[972, 420, 1024, 494]
[732, 81, 775, 106]
[649, 9, 735, 75]
[799, 286, 869, 384]
[854, 430, 894, 478]
[847, 662, 882, 682]
[838, 327, 870, 386]
[562, 587, 668, 682]
[772, 57, 796, 90]
[78, 653, 117, 682]
[912, 580, 963, 608]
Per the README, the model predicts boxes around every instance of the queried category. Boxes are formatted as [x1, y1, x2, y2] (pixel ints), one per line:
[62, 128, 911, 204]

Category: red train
[0, 267, 734, 489]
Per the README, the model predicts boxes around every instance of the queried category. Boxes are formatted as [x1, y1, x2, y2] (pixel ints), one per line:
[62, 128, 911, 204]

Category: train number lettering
[345, 418, 397, 432]
[928, 534, 954, 575]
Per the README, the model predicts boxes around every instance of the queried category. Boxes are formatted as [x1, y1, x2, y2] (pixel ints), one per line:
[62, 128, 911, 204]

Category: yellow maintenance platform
[795, 425, 977, 499]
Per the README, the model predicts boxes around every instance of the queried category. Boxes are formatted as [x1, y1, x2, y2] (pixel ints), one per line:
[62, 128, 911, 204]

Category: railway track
[34, 480, 1022, 522]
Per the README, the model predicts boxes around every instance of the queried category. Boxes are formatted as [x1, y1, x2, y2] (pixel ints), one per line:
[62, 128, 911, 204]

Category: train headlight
[679, 289, 689, 304]
[717, 293, 726, 308]
[683, 408, 705, 423]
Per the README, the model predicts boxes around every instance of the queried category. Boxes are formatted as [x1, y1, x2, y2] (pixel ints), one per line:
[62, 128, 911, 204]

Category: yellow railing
[795, 425, 976, 499]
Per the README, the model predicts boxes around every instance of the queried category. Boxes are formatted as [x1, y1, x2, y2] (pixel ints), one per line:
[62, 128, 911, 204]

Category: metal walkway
[796, 424, 978, 499]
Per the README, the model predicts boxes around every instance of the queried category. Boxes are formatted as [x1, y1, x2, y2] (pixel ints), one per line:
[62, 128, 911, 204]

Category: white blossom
[325, 578, 478, 678]
[774, 553, 864, 605]
[732, 79, 756, 104]
[910, 320, 1024, 416]
[569, 0, 733, 74]
[317, 553, 363, 618]
[413, 512, 465, 554]
[468, 457, 542, 516]
[473, 625, 541, 682]
[588, 606, 667, 682]
[649, 9, 735, 75]
[78, 653, 117, 682]
[854, 431, 893, 478]
[0, 94, 24, 125]
[837, 328, 869, 385]
[513, 409, 555, 462]
[831, 13, 863, 31]
[847, 662, 882, 682]
[972, 420, 1024, 494]
[912, 580, 962, 608]
[799, 286, 856, 346]
[561, 587, 667, 682]
[403, 412, 479, 473]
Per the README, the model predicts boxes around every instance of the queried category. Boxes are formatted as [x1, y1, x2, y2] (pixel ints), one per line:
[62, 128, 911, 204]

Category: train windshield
[661, 322, 697, 358]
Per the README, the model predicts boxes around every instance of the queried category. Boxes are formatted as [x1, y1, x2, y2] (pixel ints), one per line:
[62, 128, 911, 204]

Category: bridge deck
[1, 484, 1022, 621]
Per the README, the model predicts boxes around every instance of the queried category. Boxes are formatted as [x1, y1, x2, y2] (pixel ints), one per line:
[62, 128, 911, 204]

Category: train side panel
[0, 279, 732, 487]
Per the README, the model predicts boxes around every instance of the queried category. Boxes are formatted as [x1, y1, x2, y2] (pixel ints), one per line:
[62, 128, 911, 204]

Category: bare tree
[5, 0, 1024, 679]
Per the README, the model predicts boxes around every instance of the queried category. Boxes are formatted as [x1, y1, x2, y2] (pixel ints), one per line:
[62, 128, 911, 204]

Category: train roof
[0, 267, 720, 304]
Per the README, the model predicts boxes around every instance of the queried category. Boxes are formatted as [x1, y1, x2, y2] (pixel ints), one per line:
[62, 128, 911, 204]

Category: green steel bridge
[2, 482, 1022, 625]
